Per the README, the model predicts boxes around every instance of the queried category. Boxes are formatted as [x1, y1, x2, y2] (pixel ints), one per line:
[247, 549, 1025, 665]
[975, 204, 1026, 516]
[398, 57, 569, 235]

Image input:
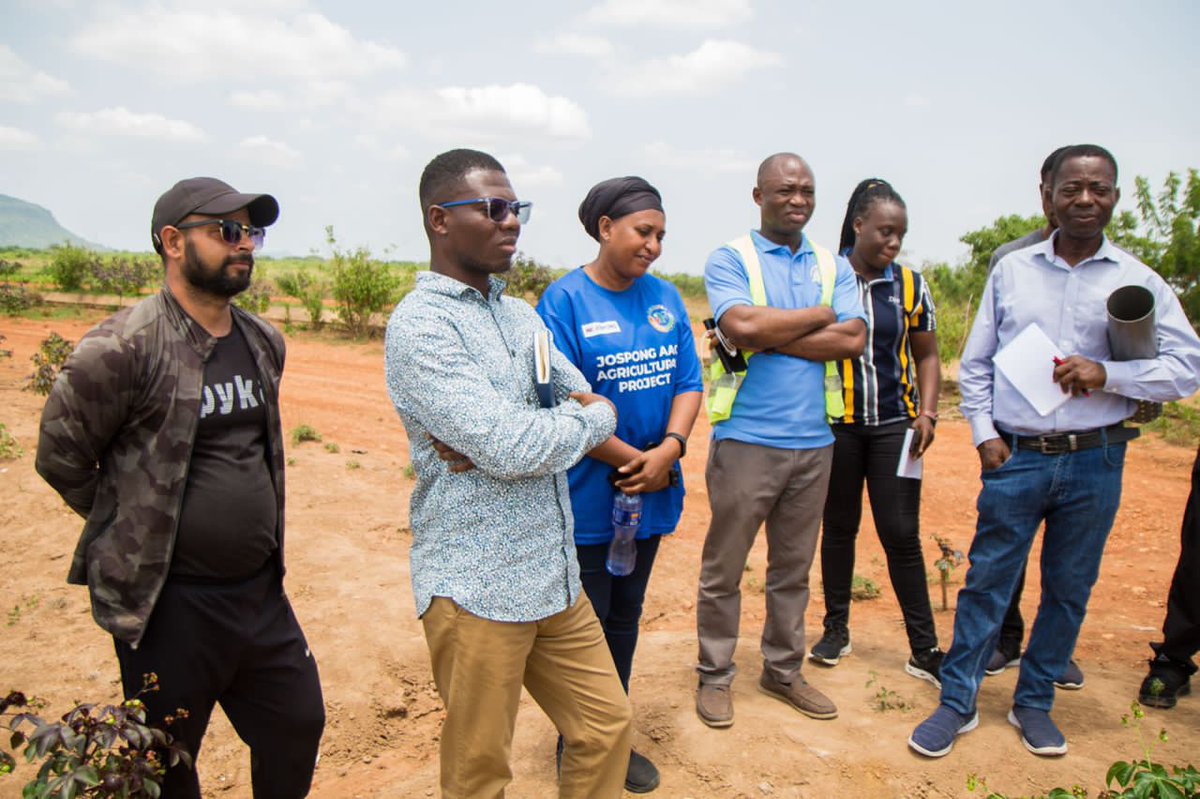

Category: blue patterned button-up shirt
[384, 271, 616, 622]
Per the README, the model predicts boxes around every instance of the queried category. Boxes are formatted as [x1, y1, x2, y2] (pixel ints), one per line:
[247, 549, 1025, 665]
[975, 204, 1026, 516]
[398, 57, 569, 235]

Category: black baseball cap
[151, 177, 279, 253]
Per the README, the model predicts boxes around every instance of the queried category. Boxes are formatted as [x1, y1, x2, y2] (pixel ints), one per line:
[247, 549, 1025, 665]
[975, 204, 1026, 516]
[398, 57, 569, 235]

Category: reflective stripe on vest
[705, 234, 845, 424]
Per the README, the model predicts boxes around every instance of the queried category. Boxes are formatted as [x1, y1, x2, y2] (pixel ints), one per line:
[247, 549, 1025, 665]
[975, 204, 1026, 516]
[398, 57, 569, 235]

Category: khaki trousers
[696, 438, 833, 686]
[422, 594, 632, 799]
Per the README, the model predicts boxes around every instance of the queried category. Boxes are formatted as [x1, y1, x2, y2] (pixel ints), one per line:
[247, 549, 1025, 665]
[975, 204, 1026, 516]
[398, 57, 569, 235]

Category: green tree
[1112, 169, 1200, 331]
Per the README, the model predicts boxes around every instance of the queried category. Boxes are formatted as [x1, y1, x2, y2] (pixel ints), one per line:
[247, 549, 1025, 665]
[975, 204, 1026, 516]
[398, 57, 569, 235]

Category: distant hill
[0, 194, 106, 250]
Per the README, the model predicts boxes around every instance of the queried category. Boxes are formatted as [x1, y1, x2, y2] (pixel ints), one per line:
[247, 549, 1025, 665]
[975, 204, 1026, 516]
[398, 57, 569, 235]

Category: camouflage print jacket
[35, 287, 287, 647]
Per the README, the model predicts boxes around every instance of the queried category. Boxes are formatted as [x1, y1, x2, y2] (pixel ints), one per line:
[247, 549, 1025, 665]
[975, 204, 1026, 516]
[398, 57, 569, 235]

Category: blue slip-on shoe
[1053, 659, 1085, 690]
[907, 705, 979, 757]
[1008, 706, 1068, 756]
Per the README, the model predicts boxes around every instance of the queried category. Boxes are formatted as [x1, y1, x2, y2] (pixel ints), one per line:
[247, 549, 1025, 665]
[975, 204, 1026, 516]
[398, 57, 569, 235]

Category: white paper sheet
[896, 427, 924, 480]
[992, 323, 1070, 417]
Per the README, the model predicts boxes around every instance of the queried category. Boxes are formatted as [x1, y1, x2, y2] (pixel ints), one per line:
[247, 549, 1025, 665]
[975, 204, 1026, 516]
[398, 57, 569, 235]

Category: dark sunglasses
[175, 219, 266, 248]
[438, 197, 532, 224]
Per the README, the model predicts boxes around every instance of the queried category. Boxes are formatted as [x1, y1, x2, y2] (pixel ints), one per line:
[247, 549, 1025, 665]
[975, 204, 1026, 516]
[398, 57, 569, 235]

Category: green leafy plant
[26, 332, 74, 396]
[0, 423, 22, 460]
[865, 671, 910, 712]
[326, 226, 405, 339]
[346, 459, 361, 470]
[850, 574, 880, 601]
[323, 442, 340, 454]
[966, 702, 1198, 798]
[276, 270, 330, 330]
[0, 674, 192, 798]
[46, 244, 99, 293]
[1, 260, 40, 315]
[932, 535, 965, 611]
[402, 463, 416, 480]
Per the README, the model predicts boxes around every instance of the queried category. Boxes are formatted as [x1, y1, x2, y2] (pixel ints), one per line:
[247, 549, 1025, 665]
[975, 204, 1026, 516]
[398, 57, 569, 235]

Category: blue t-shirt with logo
[536, 267, 703, 545]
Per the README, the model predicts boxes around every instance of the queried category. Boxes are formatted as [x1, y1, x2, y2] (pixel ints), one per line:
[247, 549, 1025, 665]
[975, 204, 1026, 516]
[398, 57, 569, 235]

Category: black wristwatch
[663, 432, 687, 458]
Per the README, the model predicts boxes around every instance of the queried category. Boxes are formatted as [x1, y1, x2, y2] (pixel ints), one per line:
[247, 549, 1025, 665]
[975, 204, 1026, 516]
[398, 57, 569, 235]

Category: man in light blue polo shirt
[695, 152, 867, 727]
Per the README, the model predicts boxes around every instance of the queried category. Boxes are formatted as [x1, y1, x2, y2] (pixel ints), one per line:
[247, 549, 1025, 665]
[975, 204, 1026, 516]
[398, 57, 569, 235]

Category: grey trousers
[697, 438, 833, 686]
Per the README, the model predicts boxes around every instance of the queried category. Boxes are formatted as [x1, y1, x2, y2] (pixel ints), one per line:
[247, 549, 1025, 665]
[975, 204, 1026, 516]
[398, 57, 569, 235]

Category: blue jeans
[940, 436, 1126, 715]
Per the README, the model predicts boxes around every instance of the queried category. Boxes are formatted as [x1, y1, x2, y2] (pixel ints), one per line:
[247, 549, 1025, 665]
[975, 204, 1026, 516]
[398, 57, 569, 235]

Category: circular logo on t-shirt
[647, 304, 675, 333]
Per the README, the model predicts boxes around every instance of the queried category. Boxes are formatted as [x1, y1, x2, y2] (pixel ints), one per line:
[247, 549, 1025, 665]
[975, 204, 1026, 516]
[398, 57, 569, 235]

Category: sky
[2, 0, 1198, 276]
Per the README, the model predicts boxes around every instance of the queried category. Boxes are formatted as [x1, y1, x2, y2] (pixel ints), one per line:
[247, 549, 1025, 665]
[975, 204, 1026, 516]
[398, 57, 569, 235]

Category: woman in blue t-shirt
[808, 179, 945, 687]
[536, 176, 703, 794]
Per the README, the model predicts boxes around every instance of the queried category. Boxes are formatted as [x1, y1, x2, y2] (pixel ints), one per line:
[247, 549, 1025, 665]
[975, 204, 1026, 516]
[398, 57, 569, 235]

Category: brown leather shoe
[758, 670, 838, 719]
[696, 682, 733, 728]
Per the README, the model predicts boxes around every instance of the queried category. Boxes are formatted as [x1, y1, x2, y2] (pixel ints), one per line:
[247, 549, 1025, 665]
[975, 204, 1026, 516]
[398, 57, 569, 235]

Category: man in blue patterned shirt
[384, 149, 632, 798]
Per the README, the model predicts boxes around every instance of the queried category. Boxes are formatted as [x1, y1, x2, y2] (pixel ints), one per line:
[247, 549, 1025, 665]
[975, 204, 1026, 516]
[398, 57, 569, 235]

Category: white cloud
[584, 0, 751, 28]
[0, 45, 70, 103]
[237, 135, 302, 169]
[56, 107, 206, 142]
[231, 90, 289, 111]
[71, 8, 405, 82]
[499, 154, 564, 188]
[371, 83, 591, 142]
[608, 39, 782, 97]
[641, 141, 756, 174]
[0, 125, 42, 150]
[534, 33, 614, 58]
[904, 93, 932, 108]
[352, 133, 409, 162]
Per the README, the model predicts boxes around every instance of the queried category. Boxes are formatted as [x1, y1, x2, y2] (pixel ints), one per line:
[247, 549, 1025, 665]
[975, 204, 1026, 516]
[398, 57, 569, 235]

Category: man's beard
[182, 239, 253, 298]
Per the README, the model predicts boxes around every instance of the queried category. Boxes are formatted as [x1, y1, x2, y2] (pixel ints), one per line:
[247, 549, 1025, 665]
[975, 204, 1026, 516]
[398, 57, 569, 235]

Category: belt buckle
[1037, 434, 1073, 455]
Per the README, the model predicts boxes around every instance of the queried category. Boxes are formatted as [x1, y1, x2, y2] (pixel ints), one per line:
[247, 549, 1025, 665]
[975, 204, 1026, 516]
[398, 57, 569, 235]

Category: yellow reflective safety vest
[706, 234, 845, 424]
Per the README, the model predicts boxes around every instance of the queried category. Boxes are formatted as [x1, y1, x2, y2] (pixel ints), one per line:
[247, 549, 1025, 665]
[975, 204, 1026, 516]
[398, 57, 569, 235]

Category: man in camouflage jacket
[36, 177, 324, 798]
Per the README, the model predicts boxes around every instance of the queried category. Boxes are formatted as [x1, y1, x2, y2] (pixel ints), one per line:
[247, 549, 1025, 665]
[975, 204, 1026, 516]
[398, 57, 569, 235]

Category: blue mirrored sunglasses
[439, 197, 532, 225]
[175, 219, 266, 248]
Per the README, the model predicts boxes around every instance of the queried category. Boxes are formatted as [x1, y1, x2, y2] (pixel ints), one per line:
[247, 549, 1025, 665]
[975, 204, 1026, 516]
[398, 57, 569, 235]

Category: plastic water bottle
[607, 492, 642, 576]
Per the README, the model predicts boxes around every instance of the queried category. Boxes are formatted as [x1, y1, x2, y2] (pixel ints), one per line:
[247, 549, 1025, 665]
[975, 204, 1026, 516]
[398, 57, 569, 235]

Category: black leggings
[575, 535, 662, 693]
[1155, 445, 1200, 668]
[114, 566, 325, 799]
[820, 422, 938, 652]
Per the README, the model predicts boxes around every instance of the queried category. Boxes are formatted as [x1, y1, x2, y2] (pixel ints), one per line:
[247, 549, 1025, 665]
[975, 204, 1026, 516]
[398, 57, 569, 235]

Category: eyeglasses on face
[175, 219, 267, 248]
[438, 197, 532, 225]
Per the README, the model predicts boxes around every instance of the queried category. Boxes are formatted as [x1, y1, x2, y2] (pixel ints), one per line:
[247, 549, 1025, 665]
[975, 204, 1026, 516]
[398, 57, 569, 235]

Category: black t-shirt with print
[170, 323, 278, 580]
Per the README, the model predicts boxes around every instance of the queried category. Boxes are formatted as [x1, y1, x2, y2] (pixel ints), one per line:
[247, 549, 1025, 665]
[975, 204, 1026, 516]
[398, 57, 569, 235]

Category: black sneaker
[984, 641, 1021, 676]
[1138, 654, 1194, 709]
[905, 648, 944, 688]
[626, 749, 660, 794]
[809, 626, 852, 666]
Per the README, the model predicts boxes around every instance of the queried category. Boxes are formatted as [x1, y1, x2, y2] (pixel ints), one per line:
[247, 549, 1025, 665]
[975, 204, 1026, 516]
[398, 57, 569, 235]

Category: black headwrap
[578, 176, 663, 242]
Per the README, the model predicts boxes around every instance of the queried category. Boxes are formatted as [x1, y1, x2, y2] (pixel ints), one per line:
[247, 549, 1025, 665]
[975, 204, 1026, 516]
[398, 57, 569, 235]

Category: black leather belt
[1008, 424, 1138, 455]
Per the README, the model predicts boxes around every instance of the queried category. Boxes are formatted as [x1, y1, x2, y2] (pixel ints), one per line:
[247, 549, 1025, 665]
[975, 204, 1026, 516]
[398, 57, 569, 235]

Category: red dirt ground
[1, 312, 1196, 798]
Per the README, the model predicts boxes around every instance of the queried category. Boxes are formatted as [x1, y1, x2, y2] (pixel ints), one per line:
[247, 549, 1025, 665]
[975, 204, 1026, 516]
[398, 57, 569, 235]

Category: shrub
[0, 676, 191, 798]
[88, 256, 158, 304]
[290, 424, 321, 445]
[850, 574, 881, 601]
[232, 270, 274, 316]
[503, 253, 559, 302]
[1, 284, 40, 315]
[932, 535, 965, 611]
[26, 332, 74, 396]
[46, 244, 98, 292]
[327, 226, 405, 339]
[276, 270, 330, 329]
[0, 423, 22, 460]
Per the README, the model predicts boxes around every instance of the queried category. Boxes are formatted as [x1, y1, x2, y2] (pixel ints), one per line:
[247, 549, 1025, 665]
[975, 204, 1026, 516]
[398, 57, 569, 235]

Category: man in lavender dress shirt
[384, 149, 631, 798]
[908, 144, 1200, 759]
